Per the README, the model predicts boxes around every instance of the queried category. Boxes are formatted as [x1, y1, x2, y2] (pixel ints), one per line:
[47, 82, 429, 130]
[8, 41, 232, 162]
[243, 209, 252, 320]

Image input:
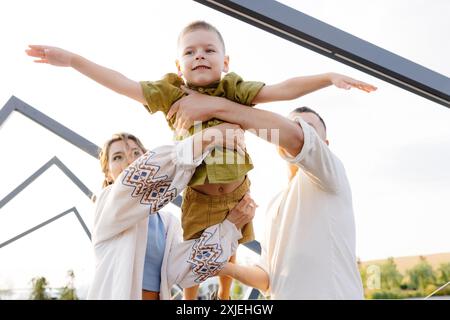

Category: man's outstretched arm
[167, 89, 304, 157]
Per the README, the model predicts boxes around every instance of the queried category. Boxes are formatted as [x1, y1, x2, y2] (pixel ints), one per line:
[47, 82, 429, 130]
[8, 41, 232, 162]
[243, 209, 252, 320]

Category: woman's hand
[201, 123, 246, 156]
[191, 123, 246, 160]
[26, 45, 76, 67]
[226, 193, 257, 230]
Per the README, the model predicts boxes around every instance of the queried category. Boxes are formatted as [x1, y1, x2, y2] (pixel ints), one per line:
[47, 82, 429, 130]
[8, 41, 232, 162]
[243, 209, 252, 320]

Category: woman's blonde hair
[98, 133, 147, 188]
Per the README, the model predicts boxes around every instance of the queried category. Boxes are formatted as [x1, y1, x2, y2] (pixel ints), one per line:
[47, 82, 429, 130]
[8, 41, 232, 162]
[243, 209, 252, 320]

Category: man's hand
[26, 45, 75, 67]
[167, 86, 225, 133]
[329, 73, 377, 92]
[226, 193, 257, 230]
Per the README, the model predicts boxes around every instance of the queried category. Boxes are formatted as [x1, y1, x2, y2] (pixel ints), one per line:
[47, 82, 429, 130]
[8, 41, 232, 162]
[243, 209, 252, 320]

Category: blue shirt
[142, 212, 166, 292]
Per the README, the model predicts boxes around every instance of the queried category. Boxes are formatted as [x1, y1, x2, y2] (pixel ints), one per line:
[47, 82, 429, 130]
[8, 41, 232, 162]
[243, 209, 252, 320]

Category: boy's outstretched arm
[218, 263, 269, 293]
[252, 72, 377, 104]
[25, 45, 146, 104]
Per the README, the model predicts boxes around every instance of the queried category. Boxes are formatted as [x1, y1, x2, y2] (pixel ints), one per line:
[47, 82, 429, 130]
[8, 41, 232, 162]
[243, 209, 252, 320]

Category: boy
[26, 21, 376, 299]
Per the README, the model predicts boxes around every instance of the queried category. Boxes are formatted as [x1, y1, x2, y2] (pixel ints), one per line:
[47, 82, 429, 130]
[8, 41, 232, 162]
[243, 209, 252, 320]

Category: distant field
[361, 252, 450, 273]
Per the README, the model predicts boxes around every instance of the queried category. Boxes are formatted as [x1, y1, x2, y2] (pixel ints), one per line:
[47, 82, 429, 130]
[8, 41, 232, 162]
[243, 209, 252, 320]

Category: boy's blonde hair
[98, 132, 147, 188]
[178, 20, 226, 52]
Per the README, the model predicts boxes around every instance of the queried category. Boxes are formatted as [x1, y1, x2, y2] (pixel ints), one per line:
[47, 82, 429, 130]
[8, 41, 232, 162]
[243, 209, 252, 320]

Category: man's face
[176, 29, 229, 86]
[289, 112, 327, 142]
[282, 112, 328, 181]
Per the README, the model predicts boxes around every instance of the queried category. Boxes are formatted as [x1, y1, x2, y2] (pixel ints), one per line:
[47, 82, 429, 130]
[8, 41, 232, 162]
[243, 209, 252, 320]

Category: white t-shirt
[259, 117, 363, 299]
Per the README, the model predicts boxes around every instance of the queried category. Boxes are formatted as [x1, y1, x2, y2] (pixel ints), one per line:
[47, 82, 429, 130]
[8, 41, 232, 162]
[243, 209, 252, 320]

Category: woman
[87, 124, 256, 299]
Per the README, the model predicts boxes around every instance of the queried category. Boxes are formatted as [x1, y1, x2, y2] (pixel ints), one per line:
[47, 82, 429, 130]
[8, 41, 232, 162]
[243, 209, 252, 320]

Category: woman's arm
[166, 193, 257, 292]
[93, 140, 199, 244]
[92, 125, 245, 244]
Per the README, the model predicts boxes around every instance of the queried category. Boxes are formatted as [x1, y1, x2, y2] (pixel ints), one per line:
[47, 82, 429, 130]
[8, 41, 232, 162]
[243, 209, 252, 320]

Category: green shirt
[140, 72, 265, 186]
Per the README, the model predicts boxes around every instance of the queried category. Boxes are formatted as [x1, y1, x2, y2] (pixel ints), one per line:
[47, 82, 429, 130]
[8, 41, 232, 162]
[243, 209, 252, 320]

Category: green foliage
[369, 289, 424, 300]
[231, 280, 244, 300]
[357, 259, 367, 289]
[406, 256, 436, 290]
[29, 276, 51, 300]
[58, 270, 78, 300]
[28, 270, 78, 300]
[437, 263, 450, 284]
[370, 289, 402, 299]
[364, 256, 450, 299]
[434, 284, 450, 296]
[380, 257, 403, 290]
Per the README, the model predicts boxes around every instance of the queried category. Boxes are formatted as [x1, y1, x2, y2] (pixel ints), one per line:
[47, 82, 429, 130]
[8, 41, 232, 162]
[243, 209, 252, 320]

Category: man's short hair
[291, 106, 327, 131]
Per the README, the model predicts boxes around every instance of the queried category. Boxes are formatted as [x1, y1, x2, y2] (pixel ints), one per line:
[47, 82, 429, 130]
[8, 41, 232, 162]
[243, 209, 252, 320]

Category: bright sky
[0, 0, 449, 298]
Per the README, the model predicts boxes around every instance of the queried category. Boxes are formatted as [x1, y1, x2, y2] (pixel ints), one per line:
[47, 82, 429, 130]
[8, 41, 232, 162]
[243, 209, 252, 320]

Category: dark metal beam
[0, 96, 183, 207]
[72, 207, 92, 240]
[194, 0, 450, 108]
[53, 157, 94, 201]
[0, 98, 15, 125]
[0, 207, 91, 249]
[1, 96, 100, 157]
[0, 156, 94, 210]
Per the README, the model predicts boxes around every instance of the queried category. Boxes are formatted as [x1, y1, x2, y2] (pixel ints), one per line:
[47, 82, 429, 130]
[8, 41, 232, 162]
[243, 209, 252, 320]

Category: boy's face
[176, 29, 229, 86]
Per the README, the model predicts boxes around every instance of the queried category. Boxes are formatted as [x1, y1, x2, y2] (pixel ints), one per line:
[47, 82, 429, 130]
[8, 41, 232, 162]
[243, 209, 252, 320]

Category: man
[167, 89, 366, 299]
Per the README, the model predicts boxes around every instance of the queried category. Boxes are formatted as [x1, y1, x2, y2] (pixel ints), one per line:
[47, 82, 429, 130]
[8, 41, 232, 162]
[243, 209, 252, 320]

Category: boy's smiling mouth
[192, 65, 211, 71]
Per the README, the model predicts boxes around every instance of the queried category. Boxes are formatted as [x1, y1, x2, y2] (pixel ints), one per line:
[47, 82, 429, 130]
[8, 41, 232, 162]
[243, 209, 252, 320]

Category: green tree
[406, 256, 436, 290]
[29, 276, 50, 300]
[370, 289, 402, 299]
[437, 263, 450, 285]
[380, 257, 403, 290]
[231, 280, 244, 300]
[59, 270, 78, 300]
[357, 258, 367, 289]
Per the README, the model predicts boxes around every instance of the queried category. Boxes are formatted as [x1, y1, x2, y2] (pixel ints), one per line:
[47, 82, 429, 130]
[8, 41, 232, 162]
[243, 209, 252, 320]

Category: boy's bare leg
[183, 285, 199, 300]
[218, 254, 236, 300]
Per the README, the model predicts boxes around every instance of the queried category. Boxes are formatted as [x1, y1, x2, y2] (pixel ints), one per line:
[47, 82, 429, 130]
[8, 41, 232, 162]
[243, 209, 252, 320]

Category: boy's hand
[25, 45, 75, 67]
[329, 73, 377, 92]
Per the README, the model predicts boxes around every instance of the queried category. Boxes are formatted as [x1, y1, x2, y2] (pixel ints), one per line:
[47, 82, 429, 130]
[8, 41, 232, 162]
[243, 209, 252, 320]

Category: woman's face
[107, 139, 144, 183]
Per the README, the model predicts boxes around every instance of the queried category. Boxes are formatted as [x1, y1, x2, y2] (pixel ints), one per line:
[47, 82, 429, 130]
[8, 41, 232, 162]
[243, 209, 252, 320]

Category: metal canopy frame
[0, 207, 91, 249]
[0, 96, 100, 157]
[0, 96, 99, 249]
[0, 156, 94, 210]
[194, 0, 450, 108]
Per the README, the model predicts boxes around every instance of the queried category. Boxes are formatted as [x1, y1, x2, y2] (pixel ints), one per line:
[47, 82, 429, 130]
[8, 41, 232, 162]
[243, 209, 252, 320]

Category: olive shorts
[181, 176, 254, 244]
